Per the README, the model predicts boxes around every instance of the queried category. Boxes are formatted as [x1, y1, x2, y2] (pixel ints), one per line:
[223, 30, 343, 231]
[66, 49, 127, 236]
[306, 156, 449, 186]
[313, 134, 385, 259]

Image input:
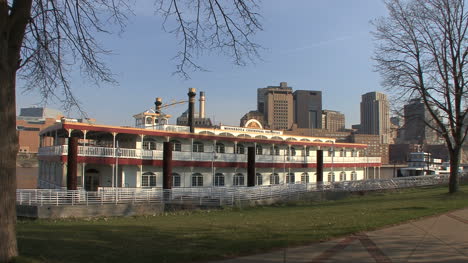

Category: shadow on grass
[17, 222, 363, 263]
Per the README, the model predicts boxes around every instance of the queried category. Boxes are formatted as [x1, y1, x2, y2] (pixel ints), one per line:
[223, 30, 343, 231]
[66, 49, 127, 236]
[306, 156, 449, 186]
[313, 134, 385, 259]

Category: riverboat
[37, 89, 382, 190]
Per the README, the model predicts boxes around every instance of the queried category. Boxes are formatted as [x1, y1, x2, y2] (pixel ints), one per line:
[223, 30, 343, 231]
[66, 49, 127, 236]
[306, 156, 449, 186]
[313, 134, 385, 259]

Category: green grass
[15, 184, 468, 263]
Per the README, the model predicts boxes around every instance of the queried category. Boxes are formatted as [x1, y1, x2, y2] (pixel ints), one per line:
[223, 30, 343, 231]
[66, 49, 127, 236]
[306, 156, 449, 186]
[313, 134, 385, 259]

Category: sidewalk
[212, 207, 468, 263]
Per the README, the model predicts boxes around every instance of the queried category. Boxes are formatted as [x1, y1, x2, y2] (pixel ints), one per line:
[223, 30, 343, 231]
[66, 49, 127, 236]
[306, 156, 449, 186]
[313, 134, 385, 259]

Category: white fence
[17, 175, 455, 207]
[17, 188, 163, 206]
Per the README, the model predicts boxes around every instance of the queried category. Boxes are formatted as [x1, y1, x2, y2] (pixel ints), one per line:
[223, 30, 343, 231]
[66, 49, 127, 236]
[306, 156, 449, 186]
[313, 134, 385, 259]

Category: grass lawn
[15, 184, 468, 263]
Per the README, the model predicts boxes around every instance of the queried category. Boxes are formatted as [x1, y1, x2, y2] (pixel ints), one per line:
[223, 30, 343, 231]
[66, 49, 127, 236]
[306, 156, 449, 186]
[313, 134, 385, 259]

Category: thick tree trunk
[0, 69, 18, 262]
[449, 149, 460, 194]
[0, 1, 33, 260]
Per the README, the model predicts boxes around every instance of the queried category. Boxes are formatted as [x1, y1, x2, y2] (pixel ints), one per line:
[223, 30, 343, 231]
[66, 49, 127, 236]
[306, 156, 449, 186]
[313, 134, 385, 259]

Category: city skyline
[15, 1, 389, 128]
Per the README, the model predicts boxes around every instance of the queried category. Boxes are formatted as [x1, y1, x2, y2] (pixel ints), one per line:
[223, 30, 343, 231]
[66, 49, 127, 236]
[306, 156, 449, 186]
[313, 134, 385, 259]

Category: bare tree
[0, 0, 262, 261]
[373, 0, 468, 193]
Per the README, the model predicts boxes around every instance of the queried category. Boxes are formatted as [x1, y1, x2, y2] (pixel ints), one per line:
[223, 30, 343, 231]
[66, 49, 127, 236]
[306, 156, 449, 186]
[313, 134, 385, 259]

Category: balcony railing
[38, 145, 381, 164]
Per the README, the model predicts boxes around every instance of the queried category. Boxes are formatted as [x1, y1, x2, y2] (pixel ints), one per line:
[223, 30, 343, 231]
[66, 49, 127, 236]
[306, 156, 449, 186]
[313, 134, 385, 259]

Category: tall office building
[402, 99, 440, 144]
[322, 110, 345, 131]
[360, 92, 390, 142]
[261, 82, 294, 130]
[293, 90, 322, 129]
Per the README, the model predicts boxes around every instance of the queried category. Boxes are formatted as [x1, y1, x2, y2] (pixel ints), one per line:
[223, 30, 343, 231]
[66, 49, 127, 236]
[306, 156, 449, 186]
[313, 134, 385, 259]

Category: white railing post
[56, 192, 59, 206]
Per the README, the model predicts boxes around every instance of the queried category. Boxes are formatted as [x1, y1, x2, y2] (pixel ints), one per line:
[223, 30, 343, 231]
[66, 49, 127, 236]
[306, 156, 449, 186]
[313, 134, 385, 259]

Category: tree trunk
[0, 1, 33, 260]
[449, 148, 460, 194]
[0, 69, 18, 261]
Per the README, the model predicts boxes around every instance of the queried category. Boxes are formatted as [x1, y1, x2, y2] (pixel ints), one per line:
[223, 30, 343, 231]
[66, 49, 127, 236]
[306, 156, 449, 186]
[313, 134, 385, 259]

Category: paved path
[212, 208, 468, 263]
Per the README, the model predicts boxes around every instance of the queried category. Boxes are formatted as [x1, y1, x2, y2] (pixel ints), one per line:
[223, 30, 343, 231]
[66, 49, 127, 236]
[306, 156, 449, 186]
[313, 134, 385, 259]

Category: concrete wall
[17, 203, 164, 219]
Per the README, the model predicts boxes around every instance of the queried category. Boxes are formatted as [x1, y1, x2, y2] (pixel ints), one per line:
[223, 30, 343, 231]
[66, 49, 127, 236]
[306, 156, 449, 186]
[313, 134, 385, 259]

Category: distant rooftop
[18, 107, 63, 120]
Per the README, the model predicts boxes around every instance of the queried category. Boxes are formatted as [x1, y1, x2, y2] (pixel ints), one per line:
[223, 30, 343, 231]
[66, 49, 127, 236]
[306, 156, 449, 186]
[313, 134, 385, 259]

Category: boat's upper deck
[40, 121, 368, 149]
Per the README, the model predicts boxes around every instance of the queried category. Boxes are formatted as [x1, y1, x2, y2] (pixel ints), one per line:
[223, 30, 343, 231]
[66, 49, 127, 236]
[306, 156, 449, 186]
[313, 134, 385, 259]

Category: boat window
[269, 173, 280, 185]
[191, 173, 203, 187]
[233, 173, 245, 186]
[170, 140, 182, 151]
[142, 172, 157, 187]
[286, 173, 295, 184]
[301, 173, 309, 183]
[327, 172, 335, 182]
[256, 173, 263, 185]
[256, 145, 263, 155]
[193, 142, 204, 152]
[340, 171, 346, 181]
[236, 144, 245, 154]
[172, 173, 181, 187]
[214, 173, 225, 187]
[215, 143, 225, 154]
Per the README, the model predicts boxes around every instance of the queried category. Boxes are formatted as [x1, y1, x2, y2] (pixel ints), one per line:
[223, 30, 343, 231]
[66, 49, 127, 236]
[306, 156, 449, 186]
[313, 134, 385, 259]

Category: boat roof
[40, 121, 368, 149]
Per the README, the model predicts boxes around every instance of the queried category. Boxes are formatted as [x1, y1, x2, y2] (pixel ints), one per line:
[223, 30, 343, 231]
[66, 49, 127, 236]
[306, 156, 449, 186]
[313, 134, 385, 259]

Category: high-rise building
[360, 92, 390, 142]
[257, 82, 294, 130]
[402, 98, 440, 144]
[322, 110, 345, 131]
[293, 90, 322, 129]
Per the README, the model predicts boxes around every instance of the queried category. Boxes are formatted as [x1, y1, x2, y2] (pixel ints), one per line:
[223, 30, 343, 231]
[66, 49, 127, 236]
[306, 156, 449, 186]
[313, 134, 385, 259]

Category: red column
[247, 146, 256, 187]
[316, 150, 323, 183]
[163, 142, 173, 189]
[67, 137, 78, 190]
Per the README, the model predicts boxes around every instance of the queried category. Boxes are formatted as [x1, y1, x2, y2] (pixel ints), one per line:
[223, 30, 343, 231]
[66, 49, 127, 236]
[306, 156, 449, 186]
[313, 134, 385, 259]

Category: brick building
[349, 134, 389, 164]
[17, 107, 63, 153]
[322, 110, 345, 132]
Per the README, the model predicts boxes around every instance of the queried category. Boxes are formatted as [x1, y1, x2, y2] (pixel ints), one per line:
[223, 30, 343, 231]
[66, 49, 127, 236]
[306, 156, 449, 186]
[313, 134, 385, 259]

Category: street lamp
[115, 140, 121, 188]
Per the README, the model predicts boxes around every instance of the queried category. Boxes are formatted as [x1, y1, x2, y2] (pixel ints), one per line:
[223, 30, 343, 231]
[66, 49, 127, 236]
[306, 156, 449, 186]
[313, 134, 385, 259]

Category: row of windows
[327, 171, 358, 182]
[328, 149, 359, 157]
[141, 171, 358, 187]
[142, 140, 359, 157]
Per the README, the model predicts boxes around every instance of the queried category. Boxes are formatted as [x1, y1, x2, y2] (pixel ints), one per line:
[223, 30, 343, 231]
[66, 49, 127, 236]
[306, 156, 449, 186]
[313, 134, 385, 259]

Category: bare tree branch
[157, 0, 263, 78]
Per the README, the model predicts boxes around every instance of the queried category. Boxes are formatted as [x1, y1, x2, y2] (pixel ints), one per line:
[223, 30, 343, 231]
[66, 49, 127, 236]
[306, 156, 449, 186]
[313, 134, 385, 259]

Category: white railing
[17, 175, 456, 206]
[38, 145, 382, 164]
[16, 188, 163, 206]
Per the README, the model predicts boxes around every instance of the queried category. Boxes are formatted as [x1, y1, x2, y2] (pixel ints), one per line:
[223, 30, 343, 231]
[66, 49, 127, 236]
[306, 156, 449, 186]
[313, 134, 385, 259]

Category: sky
[16, 0, 389, 128]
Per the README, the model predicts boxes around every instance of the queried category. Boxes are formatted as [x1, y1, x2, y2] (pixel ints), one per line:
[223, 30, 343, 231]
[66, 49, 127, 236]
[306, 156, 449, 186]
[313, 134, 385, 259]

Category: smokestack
[155, 97, 162, 113]
[187, 88, 196, 133]
[199, 91, 205, 118]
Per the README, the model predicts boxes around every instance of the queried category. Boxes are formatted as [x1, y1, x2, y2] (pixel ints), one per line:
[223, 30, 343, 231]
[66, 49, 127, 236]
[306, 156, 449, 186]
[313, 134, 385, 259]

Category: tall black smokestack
[188, 88, 196, 133]
[155, 97, 162, 113]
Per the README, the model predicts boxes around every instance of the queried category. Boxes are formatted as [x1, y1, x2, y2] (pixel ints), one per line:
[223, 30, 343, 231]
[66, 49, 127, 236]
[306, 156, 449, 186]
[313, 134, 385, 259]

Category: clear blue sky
[16, 0, 389, 128]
